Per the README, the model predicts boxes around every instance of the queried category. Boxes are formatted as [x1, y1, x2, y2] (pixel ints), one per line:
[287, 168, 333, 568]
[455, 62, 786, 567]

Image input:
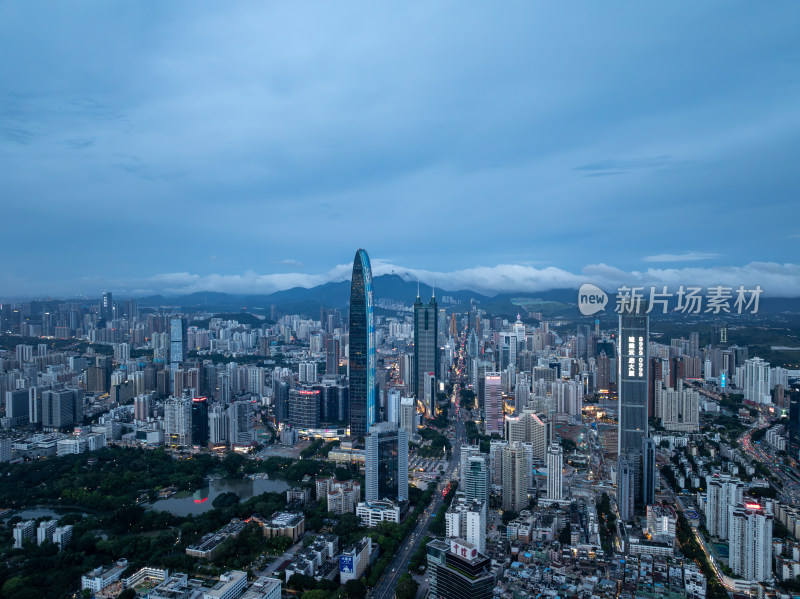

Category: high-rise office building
[399, 396, 416, 433]
[41, 389, 82, 430]
[505, 409, 550, 462]
[325, 336, 340, 376]
[170, 317, 187, 366]
[460, 444, 481, 487]
[641, 436, 656, 507]
[365, 421, 408, 502]
[288, 387, 321, 429]
[546, 444, 563, 500]
[423, 371, 436, 418]
[617, 455, 635, 522]
[414, 292, 439, 413]
[462, 452, 490, 504]
[502, 442, 527, 512]
[426, 539, 493, 599]
[489, 439, 508, 488]
[101, 291, 113, 322]
[484, 372, 503, 435]
[386, 388, 402, 424]
[349, 249, 376, 437]
[618, 302, 649, 516]
[618, 304, 649, 455]
[165, 396, 191, 448]
[729, 503, 773, 582]
[5, 389, 29, 427]
[191, 397, 209, 447]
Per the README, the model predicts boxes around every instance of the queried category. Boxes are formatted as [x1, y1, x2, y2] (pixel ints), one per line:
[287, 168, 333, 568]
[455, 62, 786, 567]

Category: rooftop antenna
[432, 281, 435, 299]
[417, 280, 420, 300]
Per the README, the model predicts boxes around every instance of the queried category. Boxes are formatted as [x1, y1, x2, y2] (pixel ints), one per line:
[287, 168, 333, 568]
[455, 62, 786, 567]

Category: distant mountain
[136, 274, 493, 313]
[134, 277, 800, 318]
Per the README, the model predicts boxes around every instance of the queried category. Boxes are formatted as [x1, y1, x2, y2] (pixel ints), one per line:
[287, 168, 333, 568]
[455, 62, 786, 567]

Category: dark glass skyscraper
[641, 436, 656, 507]
[618, 304, 649, 455]
[191, 397, 209, 447]
[365, 421, 409, 502]
[170, 317, 187, 366]
[349, 249, 376, 437]
[414, 291, 439, 414]
[101, 291, 113, 322]
[618, 302, 649, 518]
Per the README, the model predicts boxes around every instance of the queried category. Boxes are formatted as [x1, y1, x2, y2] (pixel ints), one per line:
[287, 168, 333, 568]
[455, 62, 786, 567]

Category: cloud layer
[643, 252, 720, 263]
[94, 260, 800, 298]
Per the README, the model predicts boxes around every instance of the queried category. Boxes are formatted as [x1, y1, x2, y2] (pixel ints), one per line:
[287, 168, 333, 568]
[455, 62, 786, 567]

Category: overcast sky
[1, 2, 799, 297]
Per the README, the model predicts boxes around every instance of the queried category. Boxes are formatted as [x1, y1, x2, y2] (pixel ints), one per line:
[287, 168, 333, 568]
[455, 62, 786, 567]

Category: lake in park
[149, 477, 290, 516]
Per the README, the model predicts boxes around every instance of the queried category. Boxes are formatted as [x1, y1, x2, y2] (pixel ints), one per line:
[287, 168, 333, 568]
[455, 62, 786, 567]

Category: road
[369, 326, 468, 599]
[257, 540, 303, 576]
[739, 416, 800, 504]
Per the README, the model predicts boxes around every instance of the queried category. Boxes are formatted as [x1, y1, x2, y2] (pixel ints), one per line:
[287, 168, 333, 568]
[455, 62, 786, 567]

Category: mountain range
[135, 274, 800, 320]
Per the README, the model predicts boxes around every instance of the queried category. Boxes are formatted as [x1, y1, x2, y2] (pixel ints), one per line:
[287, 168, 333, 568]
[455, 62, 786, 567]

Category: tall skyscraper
[365, 421, 408, 502]
[170, 317, 187, 366]
[618, 304, 649, 455]
[502, 442, 527, 512]
[617, 302, 649, 517]
[349, 249, 376, 437]
[414, 291, 439, 414]
[546, 444, 563, 500]
[101, 291, 113, 322]
[484, 372, 502, 435]
[641, 436, 656, 507]
[191, 397, 209, 447]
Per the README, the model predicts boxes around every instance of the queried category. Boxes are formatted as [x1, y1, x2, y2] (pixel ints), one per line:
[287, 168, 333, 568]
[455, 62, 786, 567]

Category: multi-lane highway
[739, 417, 800, 504]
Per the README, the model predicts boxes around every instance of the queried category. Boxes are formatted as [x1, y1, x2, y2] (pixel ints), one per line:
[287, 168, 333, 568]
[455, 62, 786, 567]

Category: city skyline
[1, 3, 799, 296]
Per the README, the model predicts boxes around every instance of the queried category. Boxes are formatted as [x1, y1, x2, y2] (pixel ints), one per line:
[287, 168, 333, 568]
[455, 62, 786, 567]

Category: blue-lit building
[348, 249, 376, 437]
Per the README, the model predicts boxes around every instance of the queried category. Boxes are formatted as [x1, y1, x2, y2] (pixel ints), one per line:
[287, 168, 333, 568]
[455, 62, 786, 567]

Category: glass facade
[617, 307, 649, 455]
[349, 249, 376, 437]
[414, 295, 439, 412]
[191, 397, 208, 447]
[365, 422, 408, 502]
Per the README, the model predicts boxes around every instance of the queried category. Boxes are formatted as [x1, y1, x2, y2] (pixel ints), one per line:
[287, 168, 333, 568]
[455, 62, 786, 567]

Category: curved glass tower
[349, 249, 376, 437]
